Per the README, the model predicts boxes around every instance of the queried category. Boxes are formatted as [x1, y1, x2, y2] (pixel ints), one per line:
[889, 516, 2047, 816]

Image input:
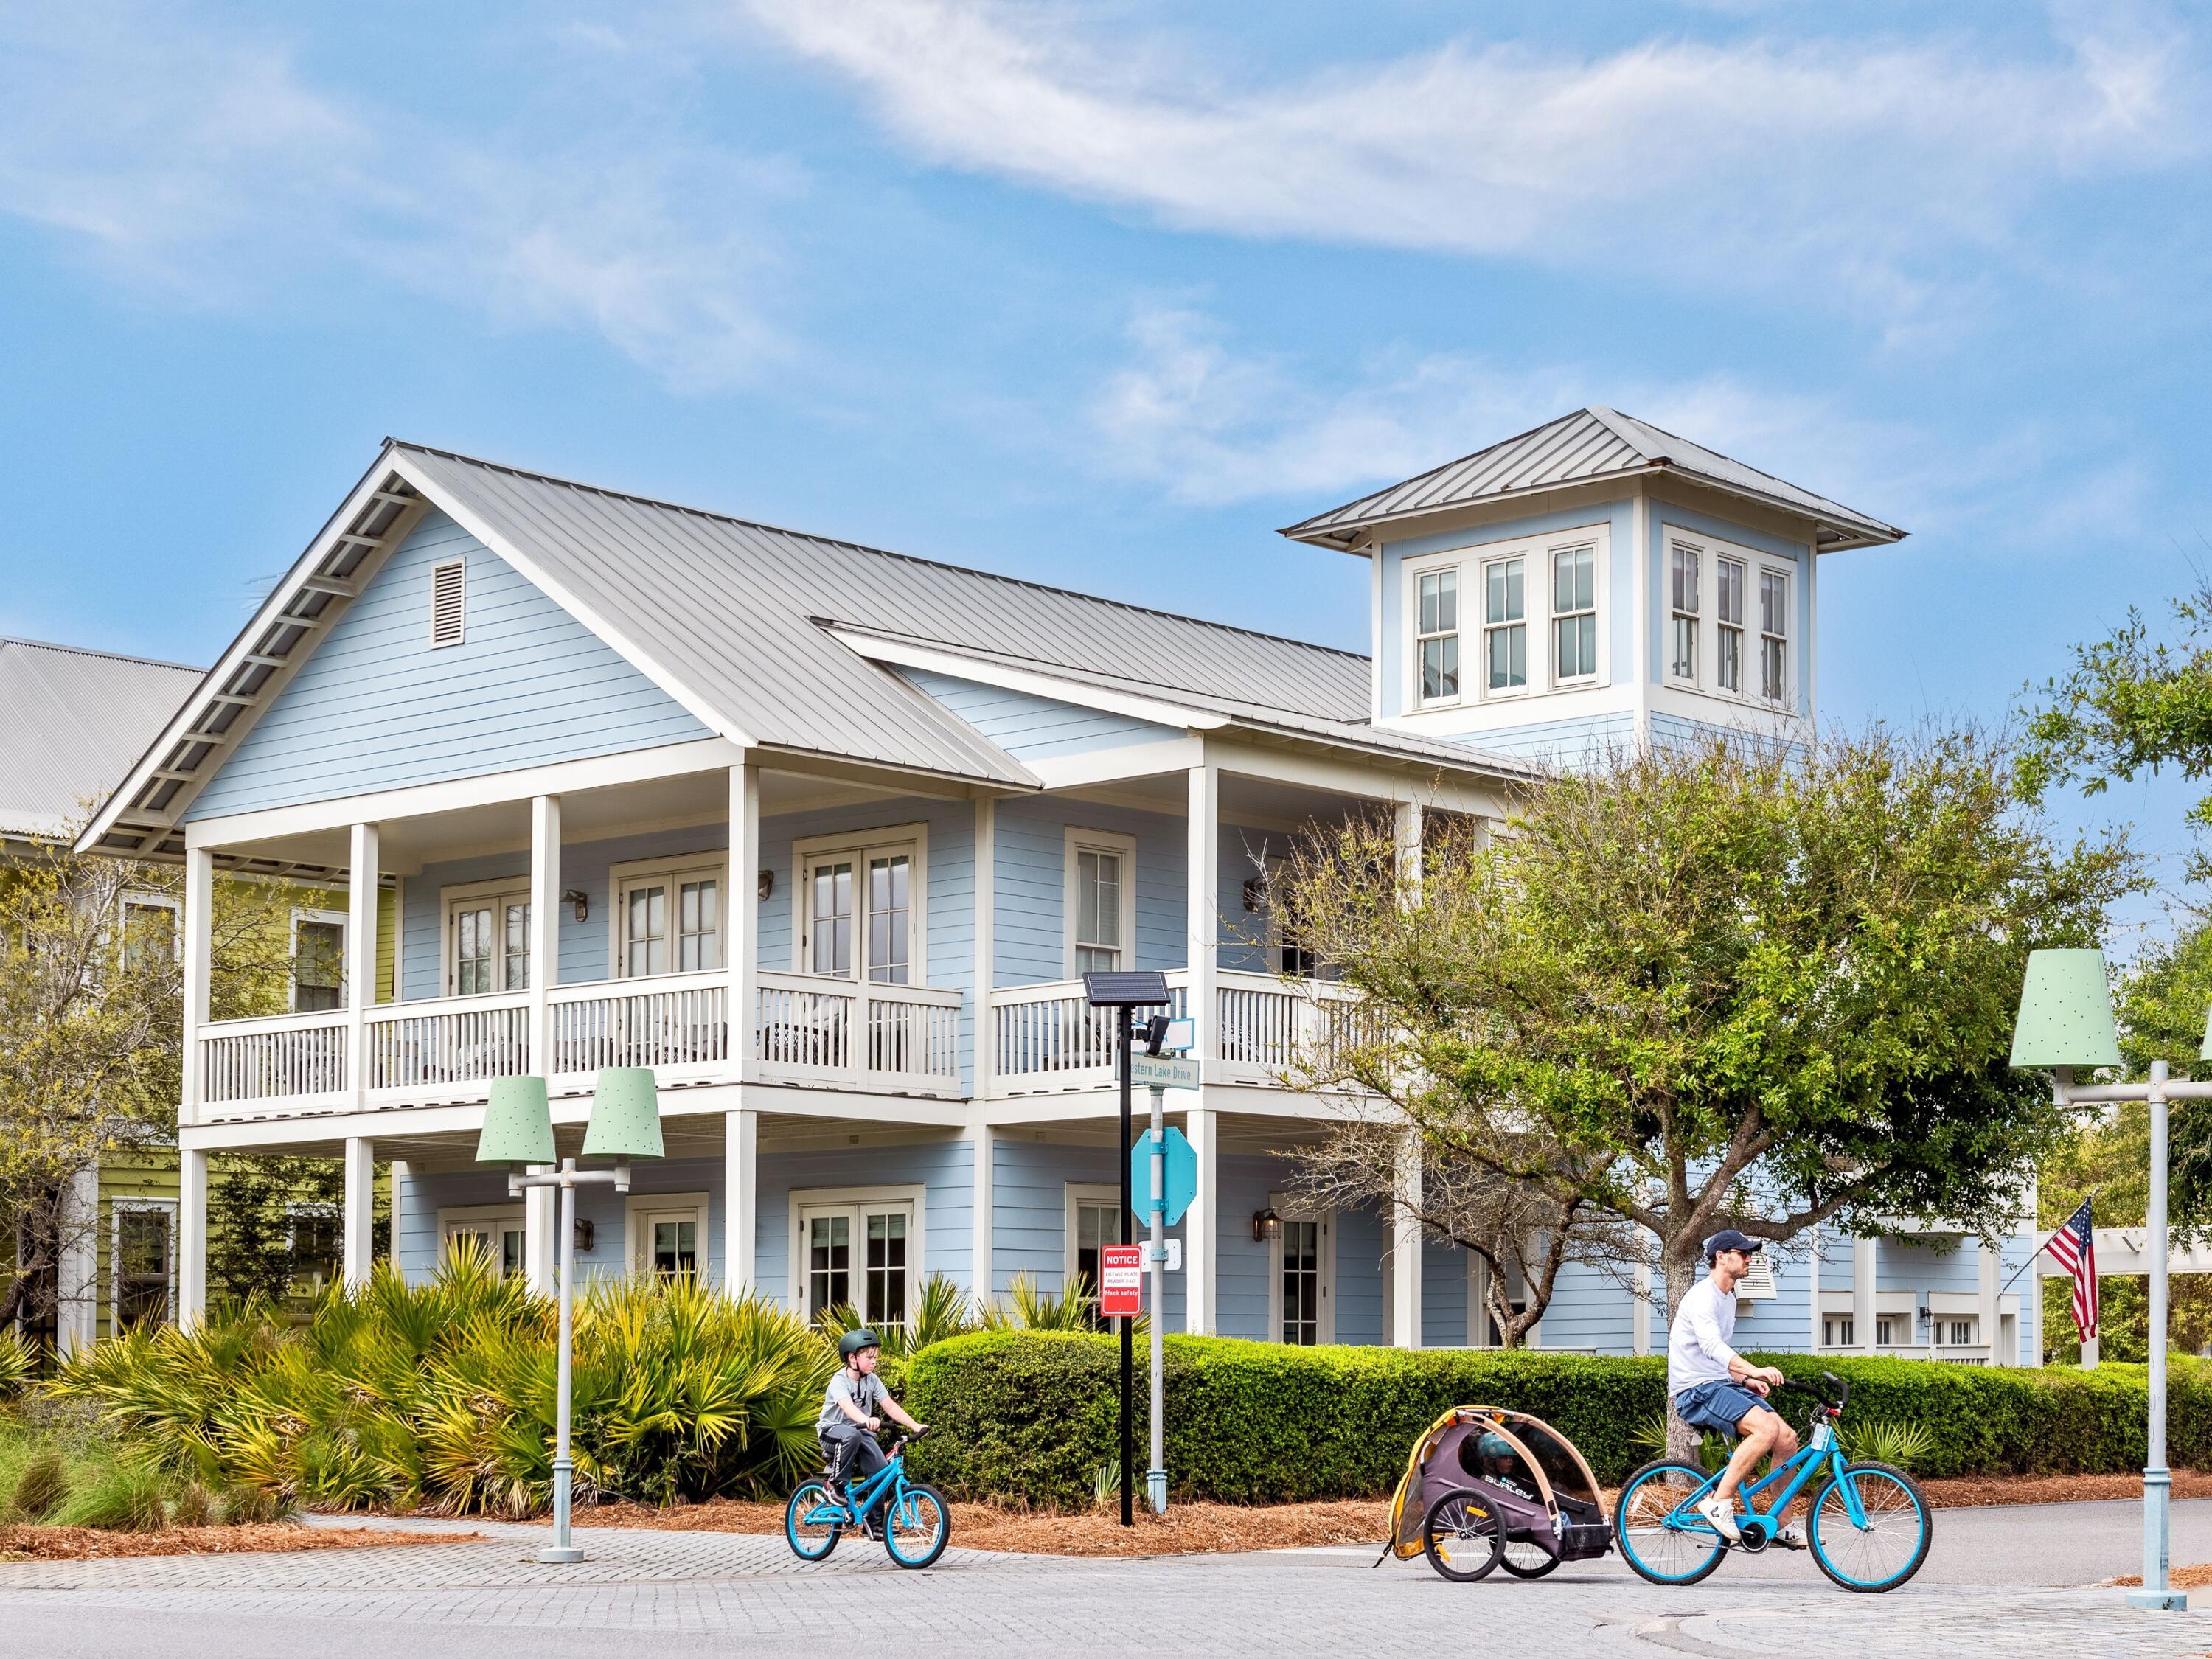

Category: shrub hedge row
[895, 1332, 2210, 1510]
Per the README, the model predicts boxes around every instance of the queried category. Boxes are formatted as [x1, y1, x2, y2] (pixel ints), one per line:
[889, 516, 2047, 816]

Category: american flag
[2042, 1197, 2098, 1342]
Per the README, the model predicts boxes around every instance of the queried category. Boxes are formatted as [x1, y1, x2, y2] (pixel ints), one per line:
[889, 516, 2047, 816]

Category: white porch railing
[988, 973, 1192, 1096]
[549, 971, 728, 1084]
[366, 992, 529, 1094]
[1212, 970, 1377, 1085]
[755, 970, 962, 1096]
[200, 1009, 349, 1107]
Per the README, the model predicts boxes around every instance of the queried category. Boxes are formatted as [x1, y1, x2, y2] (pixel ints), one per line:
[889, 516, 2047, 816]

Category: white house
[80, 408, 2042, 1361]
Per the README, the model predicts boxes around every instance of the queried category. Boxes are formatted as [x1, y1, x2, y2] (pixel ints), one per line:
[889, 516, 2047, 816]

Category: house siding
[184, 510, 712, 821]
[900, 669, 1178, 761]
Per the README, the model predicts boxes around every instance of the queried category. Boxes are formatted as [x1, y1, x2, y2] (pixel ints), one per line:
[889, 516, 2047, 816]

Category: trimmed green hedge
[894, 1332, 2212, 1509]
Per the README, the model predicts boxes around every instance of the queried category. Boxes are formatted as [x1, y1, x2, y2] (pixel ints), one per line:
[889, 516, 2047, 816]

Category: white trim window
[291, 907, 347, 1011]
[441, 1203, 527, 1278]
[794, 827, 926, 984]
[1482, 556, 1527, 693]
[1715, 556, 1747, 694]
[1551, 545, 1599, 684]
[119, 891, 180, 975]
[1416, 568, 1460, 704]
[627, 1192, 711, 1278]
[1265, 1195, 1334, 1346]
[111, 1198, 178, 1329]
[1064, 1183, 1121, 1330]
[443, 882, 530, 995]
[1669, 543, 1700, 684]
[610, 858, 726, 979]
[791, 1185, 924, 1330]
[288, 1203, 342, 1289]
[1759, 568, 1790, 705]
[1063, 827, 1137, 976]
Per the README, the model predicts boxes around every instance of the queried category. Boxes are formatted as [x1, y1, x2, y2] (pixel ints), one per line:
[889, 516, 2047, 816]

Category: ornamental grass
[46, 1242, 831, 1517]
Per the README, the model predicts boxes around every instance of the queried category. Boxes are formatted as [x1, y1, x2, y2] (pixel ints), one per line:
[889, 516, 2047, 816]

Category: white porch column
[1388, 1123, 1423, 1349]
[529, 794, 562, 1073]
[1184, 1106, 1217, 1335]
[1632, 1259, 1652, 1357]
[524, 1181, 557, 1295]
[341, 1136, 375, 1289]
[729, 760, 760, 1082]
[1393, 800, 1425, 903]
[1187, 757, 1218, 1079]
[181, 846, 213, 1127]
[55, 1163, 99, 1357]
[725, 1107, 757, 1295]
[1978, 1237, 2003, 1365]
[387, 1158, 409, 1281]
[1807, 1231, 1823, 1353]
[975, 798, 995, 1099]
[346, 822, 379, 1110]
[1853, 1234, 1878, 1356]
[178, 1145, 208, 1327]
[972, 1122, 995, 1310]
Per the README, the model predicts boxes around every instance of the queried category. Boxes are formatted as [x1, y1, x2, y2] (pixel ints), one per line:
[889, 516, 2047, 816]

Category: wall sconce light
[1916, 1304, 1933, 1332]
[758, 870, 775, 901]
[562, 888, 590, 922]
[574, 1217, 595, 1253]
[1253, 1207, 1281, 1242]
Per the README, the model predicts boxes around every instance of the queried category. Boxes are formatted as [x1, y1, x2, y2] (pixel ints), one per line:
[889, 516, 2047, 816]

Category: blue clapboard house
[83, 408, 2042, 1363]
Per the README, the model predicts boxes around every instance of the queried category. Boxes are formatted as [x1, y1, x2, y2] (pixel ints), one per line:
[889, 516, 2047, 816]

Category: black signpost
[1082, 970, 1172, 1528]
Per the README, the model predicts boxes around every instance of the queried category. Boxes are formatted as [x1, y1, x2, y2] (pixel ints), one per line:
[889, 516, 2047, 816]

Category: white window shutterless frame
[1402, 526, 1607, 711]
[443, 882, 531, 995]
[792, 1188, 923, 1329]
[609, 859, 727, 979]
[1064, 1183, 1122, 1331]
[1062, 827, 1136, 977]
[1551, 545, 1599, 684]
[441, 1205, 528, 1278]
[1415, 567, 1460, 704]
[1663, 529, 1795, 711]
[1265, 1197, 1334, 1345]
[793, 828, 926, 984]
[626, 1192, 711, 1278]
[1669, 543, 1701, 685]
[291, 907, 347, 1011]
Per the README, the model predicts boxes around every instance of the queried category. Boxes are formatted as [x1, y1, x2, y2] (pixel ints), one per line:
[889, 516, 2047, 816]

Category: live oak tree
[1276, 727, 2133, 1394]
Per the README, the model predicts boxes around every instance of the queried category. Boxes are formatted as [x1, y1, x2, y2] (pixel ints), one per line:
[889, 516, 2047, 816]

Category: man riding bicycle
[1666, 1229, 1800, 1545]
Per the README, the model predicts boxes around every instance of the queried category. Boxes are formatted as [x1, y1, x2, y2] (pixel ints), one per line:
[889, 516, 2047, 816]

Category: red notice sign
[1100, 1245, 1144, 1318]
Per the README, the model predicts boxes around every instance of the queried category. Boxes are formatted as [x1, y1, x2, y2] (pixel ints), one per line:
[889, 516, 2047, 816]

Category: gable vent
[429, 560, 466, 647]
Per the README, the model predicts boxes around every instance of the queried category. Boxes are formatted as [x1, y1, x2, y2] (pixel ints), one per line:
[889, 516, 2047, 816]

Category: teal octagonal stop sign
[1130, 1126, 1197, 1226]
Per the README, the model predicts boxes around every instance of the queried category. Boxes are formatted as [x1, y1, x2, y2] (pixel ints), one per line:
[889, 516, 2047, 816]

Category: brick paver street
[3, 1501, 2211, 1656]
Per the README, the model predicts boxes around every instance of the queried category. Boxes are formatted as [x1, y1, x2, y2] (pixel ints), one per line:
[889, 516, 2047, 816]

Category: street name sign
[1131, 1054, 1200, 1090]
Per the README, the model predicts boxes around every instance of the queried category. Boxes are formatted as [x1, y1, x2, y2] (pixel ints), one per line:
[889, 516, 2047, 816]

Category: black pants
[823, 1428, 888, 1520]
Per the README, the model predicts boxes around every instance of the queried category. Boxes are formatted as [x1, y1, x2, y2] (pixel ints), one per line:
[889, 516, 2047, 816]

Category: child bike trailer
[1385, 1406, 1613, 1582]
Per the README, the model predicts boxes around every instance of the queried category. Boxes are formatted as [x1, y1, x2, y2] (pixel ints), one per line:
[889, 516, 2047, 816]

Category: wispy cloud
[0, 7, 796, 390]
[744, 0, 2198, 326]
[1087, 305, 2149, 554]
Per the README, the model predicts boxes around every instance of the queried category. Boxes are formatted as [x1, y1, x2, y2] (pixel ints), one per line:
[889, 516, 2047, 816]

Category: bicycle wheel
[883, 1482, 950, 1569]
[1497, 1538, 1560, 1579]
[784, 1480, 844, 1562]
[1422, 1489, 1505, 1582]
[1614, 1460, 1728, 1587]
[1806, 1461, 1930, 1593]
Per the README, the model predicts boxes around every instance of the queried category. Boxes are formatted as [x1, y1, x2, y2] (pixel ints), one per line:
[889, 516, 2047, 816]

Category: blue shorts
[1674, 1380, 1773, 1438]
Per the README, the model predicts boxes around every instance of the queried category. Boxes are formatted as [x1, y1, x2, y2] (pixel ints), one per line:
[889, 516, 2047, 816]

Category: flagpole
[1993, 1189, 2098, 1299]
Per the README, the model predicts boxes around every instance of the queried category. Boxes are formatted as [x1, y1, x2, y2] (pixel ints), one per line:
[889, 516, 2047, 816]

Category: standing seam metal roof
[0, 638, 204, 839]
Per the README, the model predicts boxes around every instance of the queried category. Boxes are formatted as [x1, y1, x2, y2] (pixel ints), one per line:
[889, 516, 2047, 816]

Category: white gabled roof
[0, 637, 201, 842]
[83, 442, 1525, 858]
[1281, 406, 1905, 552]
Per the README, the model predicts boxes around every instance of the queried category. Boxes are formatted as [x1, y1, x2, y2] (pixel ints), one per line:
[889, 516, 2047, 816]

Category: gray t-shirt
[817, 1368, 887, 1433]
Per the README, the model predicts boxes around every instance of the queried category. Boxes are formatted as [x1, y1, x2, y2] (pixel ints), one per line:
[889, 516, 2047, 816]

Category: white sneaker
[1773, 1523, 1806, 1551]
[1695, 1495, 1742, 1542]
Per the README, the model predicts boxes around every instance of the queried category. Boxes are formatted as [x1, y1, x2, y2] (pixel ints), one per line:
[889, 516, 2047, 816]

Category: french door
[799, 1199, 915, 1329]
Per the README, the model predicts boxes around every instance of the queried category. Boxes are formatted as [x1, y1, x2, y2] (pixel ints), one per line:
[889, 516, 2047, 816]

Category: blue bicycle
[784, 1432, 950, 1570]
[1615, 1372, 1931, 1593]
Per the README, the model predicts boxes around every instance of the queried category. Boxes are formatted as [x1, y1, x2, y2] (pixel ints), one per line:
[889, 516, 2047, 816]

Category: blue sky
[2, 1, 2208, 912]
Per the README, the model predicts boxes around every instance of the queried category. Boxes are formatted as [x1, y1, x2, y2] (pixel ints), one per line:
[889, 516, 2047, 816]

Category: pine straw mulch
[0, 1522, 484, 1564]
[566, 1496, 1394, 1556]
[1916, 1470, 2212, 1509]
[2112, 1562, 2212, 1590]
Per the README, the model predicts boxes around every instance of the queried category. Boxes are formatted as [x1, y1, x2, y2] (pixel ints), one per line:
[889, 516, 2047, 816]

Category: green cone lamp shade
[477, 1074, 556, 1166]
[583, 1067, 665, 1160]
[2009, 949, 2122, 1069]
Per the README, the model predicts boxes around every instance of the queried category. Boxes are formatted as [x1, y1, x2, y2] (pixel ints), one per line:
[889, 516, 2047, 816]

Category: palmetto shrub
[49, 1241, 830, 1517]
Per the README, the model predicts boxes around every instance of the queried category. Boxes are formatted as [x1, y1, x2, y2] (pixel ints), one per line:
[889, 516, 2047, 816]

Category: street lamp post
[474, 1068, 666, 1566]
[2011, 948, 2200, 1613]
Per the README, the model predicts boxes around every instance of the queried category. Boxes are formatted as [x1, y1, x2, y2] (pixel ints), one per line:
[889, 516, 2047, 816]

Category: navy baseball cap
[1704, 1229, 1764, 1262]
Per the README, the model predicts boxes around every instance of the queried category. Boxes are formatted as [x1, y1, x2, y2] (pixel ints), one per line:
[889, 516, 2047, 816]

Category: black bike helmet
[838, 1327, 883, 1360]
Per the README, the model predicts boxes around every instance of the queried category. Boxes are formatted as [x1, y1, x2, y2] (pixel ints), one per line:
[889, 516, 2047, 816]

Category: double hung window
[1416, 569, 1459, 703]
[612, 860, 725, 979]
[1551, 546, 1597, 682]
[113, 1204, 174, 1328]
[1064, 829, 1135, 976]
[446, 887, 529, 995]
[1759, 570, 1790, 703]
[798, 832, 921, 984]
[1716, 557, 1746, 693]
[119, 894, 178, 975]
[293, 909, 347, 1010]
[1483, 557, 1526, 692]
[1669, 545, 1700, 682]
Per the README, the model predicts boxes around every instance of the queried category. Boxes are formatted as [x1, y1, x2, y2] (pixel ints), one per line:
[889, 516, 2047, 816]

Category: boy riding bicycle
[818, 1327, 925, 1537]
[1666, 1229, 1801, 1546]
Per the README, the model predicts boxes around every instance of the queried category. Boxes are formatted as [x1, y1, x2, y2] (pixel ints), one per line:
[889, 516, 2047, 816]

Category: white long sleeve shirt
[1666, 1273, 1743, 1398]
